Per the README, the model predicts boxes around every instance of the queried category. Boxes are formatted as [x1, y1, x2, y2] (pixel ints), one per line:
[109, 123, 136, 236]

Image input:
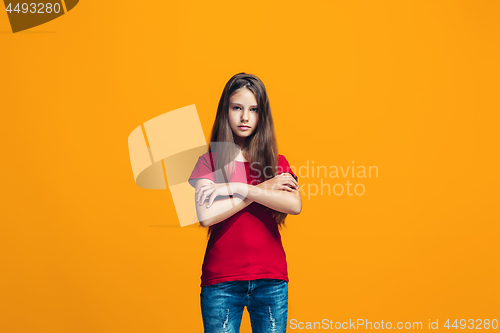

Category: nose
[241, 108, 249, 121]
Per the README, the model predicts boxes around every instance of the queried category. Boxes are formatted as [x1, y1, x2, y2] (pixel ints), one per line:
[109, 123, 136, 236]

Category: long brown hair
[201, 72, 289, 238]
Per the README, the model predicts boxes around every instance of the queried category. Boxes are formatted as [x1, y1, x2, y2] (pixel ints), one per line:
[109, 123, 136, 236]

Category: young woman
[188, 72, 302, 333]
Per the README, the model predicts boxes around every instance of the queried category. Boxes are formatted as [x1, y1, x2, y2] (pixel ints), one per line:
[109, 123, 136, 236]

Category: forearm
[196, 193, 254, 227]
[239, 183, 302, 215]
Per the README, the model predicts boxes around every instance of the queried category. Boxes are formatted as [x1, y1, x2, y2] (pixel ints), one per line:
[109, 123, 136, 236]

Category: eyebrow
[230, 103, 258, 107]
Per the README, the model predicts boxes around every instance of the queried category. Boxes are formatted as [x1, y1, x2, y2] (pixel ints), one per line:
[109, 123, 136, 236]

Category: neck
[234, 137, 248, 151]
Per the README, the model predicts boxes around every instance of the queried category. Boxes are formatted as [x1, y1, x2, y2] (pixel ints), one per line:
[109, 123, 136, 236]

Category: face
[228, 88, 259, 148]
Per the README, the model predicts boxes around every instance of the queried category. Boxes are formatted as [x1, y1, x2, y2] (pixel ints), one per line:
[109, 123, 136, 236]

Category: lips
[238, 126, 250, 129]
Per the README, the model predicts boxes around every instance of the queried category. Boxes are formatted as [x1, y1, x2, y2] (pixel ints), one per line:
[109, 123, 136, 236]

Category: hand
[196, 182, 240, 208]
[258, 173, 298, 193]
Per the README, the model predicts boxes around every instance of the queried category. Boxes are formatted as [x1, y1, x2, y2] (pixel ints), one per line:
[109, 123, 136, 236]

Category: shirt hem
[200, 274, 289, 287]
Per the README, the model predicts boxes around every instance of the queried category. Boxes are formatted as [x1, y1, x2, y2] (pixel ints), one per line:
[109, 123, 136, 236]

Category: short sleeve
[188, 154, 216, 188]
[277, 155, 298, 182]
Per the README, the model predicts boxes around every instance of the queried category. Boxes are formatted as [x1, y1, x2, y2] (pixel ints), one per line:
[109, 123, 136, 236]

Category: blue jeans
[200, 279, 288, 333]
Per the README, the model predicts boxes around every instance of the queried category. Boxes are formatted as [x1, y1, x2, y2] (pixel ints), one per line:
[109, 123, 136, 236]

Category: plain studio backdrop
[1, 1, 499, 332]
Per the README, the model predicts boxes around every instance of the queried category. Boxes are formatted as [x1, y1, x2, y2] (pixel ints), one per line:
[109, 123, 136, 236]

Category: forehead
[229, 88, 257, 104]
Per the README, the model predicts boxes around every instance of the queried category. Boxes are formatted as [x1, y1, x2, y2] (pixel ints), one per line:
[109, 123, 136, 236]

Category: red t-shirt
[188, 152, 298, 287]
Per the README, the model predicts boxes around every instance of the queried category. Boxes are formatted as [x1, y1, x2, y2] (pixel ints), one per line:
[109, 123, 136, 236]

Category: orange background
[1, 1, 499, 332]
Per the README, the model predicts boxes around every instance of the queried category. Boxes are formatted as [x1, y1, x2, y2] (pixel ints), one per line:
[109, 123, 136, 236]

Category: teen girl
[188, 72, 302, 333]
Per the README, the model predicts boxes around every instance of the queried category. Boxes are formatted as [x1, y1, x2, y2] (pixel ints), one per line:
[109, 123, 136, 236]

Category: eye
[251, 108, 258, 112]
[232, 106, 241, 111]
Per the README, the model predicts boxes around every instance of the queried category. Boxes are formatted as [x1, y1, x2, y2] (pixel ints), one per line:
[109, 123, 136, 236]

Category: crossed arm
[194, 174, 302, 227]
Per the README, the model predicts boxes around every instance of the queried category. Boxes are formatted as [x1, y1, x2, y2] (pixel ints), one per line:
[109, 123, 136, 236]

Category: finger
[197, 183, 211, 193]
[196, 184, 206, 200]
[278, 173, 292, 183]
[278, 178, 295, 190]
[196, 184, 206, 194]
[285, 180, 298, 191]
[272, 182, 283, 191]
[196, 187, 206, 204]
[199, 191, 207, 205]
[199, 188, 209, 205]
[197, 184, 214, 203]
[200, 187, 216, 205]
[283, 174, 298, 189]
[207, 193, 216, 208]
[278, 184, 293, 192]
